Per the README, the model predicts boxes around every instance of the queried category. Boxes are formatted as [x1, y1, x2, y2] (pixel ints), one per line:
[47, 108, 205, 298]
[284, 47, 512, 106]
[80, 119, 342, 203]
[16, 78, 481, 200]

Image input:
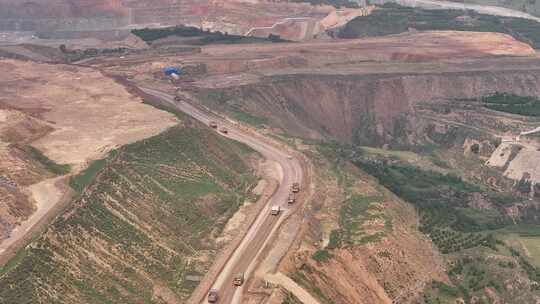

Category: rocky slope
[276, 144, 447, 304]
[199, 69, 540, 147]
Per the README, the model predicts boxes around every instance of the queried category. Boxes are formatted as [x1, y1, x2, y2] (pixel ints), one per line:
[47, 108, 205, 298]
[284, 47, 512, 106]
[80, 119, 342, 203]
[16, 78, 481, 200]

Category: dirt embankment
[276, 151, 447, 304]
[208, 70, 540, 146]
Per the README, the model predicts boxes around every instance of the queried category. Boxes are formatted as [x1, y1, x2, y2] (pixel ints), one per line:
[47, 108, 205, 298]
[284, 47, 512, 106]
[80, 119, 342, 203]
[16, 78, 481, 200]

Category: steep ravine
[201, 70, 540, 146]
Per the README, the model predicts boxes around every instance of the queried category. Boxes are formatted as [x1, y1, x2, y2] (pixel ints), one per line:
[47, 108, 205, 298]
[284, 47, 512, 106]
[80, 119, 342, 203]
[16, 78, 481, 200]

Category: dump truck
[208, 289, 219, 303]
[174, 96, 181, 102]
[220, 128, 228, 134]
[270, 205, 281, 215]
[292, 182, 300, 193]
[287, 193, 296, 205]
[209, 121, 218, 128]
[233, 273, 245, 286]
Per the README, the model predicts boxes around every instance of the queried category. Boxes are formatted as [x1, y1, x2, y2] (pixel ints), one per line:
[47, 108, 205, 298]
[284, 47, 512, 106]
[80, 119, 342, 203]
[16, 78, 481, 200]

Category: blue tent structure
[163, 67, 181, 76]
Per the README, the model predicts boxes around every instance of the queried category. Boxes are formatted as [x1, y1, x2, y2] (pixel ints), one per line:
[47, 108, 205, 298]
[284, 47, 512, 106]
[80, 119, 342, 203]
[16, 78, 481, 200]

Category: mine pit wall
[215, 70, 540, 146]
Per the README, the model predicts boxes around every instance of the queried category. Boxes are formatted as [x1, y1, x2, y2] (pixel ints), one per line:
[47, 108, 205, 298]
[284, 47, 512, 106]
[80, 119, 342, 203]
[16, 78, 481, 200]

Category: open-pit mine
[2, 1, 540, 304]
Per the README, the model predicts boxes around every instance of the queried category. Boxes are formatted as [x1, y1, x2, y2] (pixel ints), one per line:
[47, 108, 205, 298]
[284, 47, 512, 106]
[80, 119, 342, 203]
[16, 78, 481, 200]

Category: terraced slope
[0, 124, 258, 304]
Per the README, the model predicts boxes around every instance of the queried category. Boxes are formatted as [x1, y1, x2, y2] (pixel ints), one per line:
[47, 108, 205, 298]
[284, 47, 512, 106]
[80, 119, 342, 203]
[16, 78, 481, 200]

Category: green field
[0, 124, 257, 303]
[482, 92, 540, 116]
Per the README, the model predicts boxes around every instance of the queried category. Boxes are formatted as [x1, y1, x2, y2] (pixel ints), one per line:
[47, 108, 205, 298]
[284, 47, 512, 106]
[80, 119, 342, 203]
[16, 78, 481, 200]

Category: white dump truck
[270, 205, 281, 215]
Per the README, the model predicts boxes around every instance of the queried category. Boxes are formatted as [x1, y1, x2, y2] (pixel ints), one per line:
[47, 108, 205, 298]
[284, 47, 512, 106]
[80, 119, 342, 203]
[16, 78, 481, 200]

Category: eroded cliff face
[210, 70, 540, 146]
[278, 150, 447, 304]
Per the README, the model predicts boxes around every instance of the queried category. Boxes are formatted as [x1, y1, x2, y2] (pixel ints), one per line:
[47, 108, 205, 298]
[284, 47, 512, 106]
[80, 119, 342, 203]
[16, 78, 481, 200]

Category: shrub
[312, 250, 332, 262]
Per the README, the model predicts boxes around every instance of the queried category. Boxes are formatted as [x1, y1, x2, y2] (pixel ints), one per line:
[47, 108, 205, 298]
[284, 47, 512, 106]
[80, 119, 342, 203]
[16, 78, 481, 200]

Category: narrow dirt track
[139, 87, 304, 304]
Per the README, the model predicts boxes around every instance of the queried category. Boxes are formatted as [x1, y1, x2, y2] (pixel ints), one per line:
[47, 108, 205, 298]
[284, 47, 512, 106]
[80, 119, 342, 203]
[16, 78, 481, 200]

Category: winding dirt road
[139, 87, 304, 304]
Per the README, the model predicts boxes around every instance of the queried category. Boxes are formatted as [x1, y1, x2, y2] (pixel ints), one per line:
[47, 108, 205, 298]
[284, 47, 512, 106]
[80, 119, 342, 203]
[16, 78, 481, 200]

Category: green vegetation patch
[312, 249, 333, 262]
[338, 194, 391, 246]
[0, 247, 28, 276]
[355, 160, 511, 253]
[69, 153, 114, 194]
[0, 124, 257, 303]
[132, 25, 288, 45]
[422, 245, 540, 303]
[290, 264, 336, 304]
[24, 145, 71, 175]
[228, 109, 269, 128]
[482, 92, 540, 116]
[339, 3, 540, 48]
[282, 291, 303, 304]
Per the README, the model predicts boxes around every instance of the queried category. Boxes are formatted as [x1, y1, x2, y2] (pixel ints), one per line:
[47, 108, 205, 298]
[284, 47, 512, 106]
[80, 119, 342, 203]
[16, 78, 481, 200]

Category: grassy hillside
[0, 124, 257, 303]
[339, 4, 540, 48]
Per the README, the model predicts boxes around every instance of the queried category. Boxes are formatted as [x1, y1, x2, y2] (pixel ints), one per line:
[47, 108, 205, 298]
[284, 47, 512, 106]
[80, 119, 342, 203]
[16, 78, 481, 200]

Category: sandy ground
[0, 59, 178, 170]
[0, 59, 178, 263]
[505, 149, 540, 183]
[265, 272, 322, 304]
[0, 176, 65, 255]
[487, 134, 540, 185]
[486, 142, 514, 167]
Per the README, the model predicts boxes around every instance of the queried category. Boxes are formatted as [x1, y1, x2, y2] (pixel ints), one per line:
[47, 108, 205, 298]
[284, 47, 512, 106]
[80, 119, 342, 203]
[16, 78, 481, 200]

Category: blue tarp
[163, 67, 181, 75]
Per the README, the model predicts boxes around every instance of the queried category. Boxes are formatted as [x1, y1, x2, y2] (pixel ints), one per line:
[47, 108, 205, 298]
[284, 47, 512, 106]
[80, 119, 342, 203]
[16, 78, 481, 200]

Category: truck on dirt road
[292, 182, 300, 193]
[209, 121, 218, 128]
[287, 193, 296, 205]
[208, 289, 219, 303]
[270, 205, 281, 215]
[233, 273, 245, 286]
[220, 128, 228, 134]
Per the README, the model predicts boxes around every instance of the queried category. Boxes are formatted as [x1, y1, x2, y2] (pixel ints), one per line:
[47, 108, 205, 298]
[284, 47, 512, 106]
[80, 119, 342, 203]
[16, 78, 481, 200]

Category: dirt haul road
[139, 87, 304, 304]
